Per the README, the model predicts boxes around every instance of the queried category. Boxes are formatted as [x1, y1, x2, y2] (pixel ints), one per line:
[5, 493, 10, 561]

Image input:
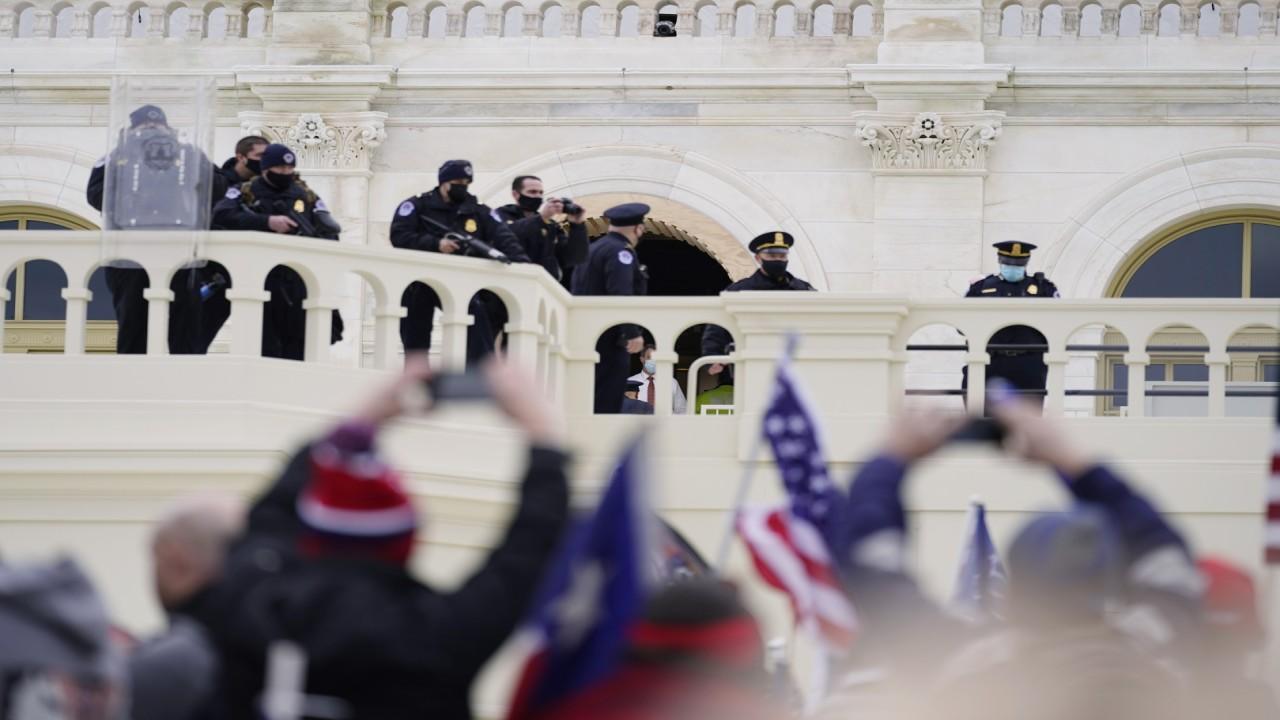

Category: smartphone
[949, 417, 1007, 444]
[426, 372, 491, 403]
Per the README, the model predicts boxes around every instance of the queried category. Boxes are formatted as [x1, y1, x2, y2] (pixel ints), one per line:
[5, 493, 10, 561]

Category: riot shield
[101, 75, 216, 265]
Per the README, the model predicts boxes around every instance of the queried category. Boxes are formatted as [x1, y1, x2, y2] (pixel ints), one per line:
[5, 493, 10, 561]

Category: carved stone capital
[238, 112, 387, 172]
[853, 111, 1004, 172]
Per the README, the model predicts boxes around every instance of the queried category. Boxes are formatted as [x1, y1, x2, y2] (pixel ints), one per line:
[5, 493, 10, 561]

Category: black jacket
[571, 232, 648, 344]
[390, 189, 529, 262]
[211, 176, 339, 241]
[193, 439, 570, 720]
[700, 269, 814, 356]
[492, 204, 588, 281]
[965, 272, 1060, 351]
[219, 157, 253, 188]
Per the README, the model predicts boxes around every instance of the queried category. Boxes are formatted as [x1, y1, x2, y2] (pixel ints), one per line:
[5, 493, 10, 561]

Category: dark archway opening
[635, 233, 731, 296]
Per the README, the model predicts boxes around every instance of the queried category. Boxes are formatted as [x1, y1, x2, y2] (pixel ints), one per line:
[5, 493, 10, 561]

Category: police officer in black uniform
[700, 231, 815, 375]
[491, 175, 588, 283]
[86, 104, 227, 355]
[390, 159, 530, 364]
[571, 202, 650, 414]
[212, 143, 344, 361]
[219, 134, 268, 188]
[963, 241, 1060, 409]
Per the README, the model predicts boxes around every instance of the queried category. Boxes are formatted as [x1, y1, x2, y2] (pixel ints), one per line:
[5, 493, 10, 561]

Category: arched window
[244, 4, 265, 36]
[1117, 2, 1140, 35]
[168, 5, 190, 35]
[464, 4, 486, 35]
[1000, 3, 1023, 35]
[733, 3, 755, 35]
[129, 5, 149, 36]
[852, 3, 873, 34]
[773, 3, 794, 35]
[16, 6, 36, 37]
[205, 5, 226, 37]
[1040, 2, 1061, 34]
[53, 5, 75, 36]
[542, 4, 563, 35]
[696, 3, 716, 34]
[502, 4, 523, 35]
[811, 2, 833, 35]
[1197, 1, 1218, 34]
[1112, 216, 1280, 298]
[1157, 1, 1179, 34]
[388, 4, 409, 36]
[1238, 1, 1259, 34]
[426, 4, 447, 35]
[1078, 2, 1101, 35]
[618, 4, 639, 35]
[90, 4, 114, 36]
[1, 206, 113, 354]
[579, 3, 600, 35]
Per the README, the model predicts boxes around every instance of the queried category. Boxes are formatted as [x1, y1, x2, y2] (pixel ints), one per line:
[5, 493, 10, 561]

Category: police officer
[86, 104, 226, 355]
[219, 134, 268, 188]
[390, 159, 530, 364]
[212, 143, 344, 361]
[963, 241, 1060, 410]
[571, 202, 650, 414]
[491, 175, 588, 283]
[700, 231, 815, 375]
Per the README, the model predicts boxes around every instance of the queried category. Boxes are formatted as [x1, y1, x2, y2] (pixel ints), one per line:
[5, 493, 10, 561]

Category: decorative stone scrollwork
[854, 112, 1004, 171]
[239, 112, 387, 171]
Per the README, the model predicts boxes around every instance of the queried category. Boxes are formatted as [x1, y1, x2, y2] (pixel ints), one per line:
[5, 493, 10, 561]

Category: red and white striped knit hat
[297, 444, 418, 565]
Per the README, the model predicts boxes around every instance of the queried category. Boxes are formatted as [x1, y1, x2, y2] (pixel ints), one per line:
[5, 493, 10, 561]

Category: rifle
[416, 213, 511, 264]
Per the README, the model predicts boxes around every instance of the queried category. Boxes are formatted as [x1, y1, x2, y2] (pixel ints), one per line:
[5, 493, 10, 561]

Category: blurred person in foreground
[190, 357, 570, 719]
[1192, 557, 1280, 718]
[129, 494, 245, 720]
[539, 578, 785, 720]
[824, 383, 1203, 720]
[0, 556, 127, 719]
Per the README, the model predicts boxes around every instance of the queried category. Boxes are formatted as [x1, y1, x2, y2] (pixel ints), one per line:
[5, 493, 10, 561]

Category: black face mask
[447, 184, 470, 205]
[517, 194, 542, 213]
[245, 158, 261, 176]
[761, 260, 788, 278]
[264, 172, 294, 191]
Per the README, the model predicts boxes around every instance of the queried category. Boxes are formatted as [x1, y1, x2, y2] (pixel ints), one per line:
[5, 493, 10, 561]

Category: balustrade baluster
[60, 288, 92, 355]
[374, 307, 406, 369]
[1124, 352, 1148, 417]
[303, 297, 336, 363]
[143, 287, 173, 355]
[1206, 350, 1229, 417]
[224, 288, 269, 356]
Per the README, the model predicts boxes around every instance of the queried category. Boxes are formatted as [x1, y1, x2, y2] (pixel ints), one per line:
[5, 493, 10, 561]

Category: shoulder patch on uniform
[618, 249, 634, 265]
[93, 155, 106, 169]
[397, 200, 415, 217]
[981, 287, 997, 294]
[314, 198, 328, 212]
[224, 187, 241, 199]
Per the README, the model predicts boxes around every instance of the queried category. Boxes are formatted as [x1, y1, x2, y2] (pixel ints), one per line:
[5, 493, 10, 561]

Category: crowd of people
[2, 356, 1276, 719]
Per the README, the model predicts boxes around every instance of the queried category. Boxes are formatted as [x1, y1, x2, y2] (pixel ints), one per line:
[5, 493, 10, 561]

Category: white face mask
[643, 359, 656, 375]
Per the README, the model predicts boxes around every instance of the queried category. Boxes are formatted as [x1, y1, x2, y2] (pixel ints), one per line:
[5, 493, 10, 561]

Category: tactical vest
[109, 128, 203, 229]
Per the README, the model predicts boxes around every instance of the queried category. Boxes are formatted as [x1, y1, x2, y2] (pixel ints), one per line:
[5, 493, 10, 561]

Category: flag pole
[713, 333, 800, 574]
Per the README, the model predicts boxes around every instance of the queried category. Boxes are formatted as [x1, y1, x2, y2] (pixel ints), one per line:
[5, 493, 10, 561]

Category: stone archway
[1048, 145, 1280, 298]
[476, 144, 829, 290]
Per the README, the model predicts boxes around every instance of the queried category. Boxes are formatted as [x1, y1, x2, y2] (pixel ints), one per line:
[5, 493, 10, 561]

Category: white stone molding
[239, 111, 387, 172]
[852, 111, 1004, 172]
[0, 143, 100, 223]
[1061, 6, 1079, 35]
[474, 144, 829, 289]
[1049, 145, 1280, 299]
[1100, 6, 1118, 33]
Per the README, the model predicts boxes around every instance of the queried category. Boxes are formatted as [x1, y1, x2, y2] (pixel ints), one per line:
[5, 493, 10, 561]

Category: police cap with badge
[748, 231, 794, 254]
[993, 240, 1036, 266]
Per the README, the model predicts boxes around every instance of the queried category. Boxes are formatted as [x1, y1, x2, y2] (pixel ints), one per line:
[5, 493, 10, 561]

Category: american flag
[1267, 398, 1279, 564]
[949, 499, 1007, 622]
[736, 353, 858, 650]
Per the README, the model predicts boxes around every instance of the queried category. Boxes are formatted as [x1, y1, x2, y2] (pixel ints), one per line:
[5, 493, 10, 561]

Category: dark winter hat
[260, 144, 297, 171]
[1007, 506, 1120, 622]
[438, 159, 474, 184]
[297, 442, 418, 566]
[129, 104, 168, 128]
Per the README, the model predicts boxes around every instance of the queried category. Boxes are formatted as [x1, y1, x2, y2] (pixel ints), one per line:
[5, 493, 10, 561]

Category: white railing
[2, 0, 271, 39]
[982, 0, 1279, 38]
[1, 230, 1275, 423]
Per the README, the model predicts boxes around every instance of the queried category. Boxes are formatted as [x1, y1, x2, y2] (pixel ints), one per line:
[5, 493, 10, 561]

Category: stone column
[373, 307, 406, 369]
[717, 9, 734, 34]
[224, 288, 269, 356]
[982, 7, 1000, 35]
[1206, 351, 1230, 417]
[70, 9, 91, 36]
[147, 6, 166, 36]
[1100, 7, 1117, 34]
[505, 321, 543, 368]
[832, 8, 850, 34]
[61, 288, 92, 355]
[795, 8, 811, 35]
[302, 297, 337, 363]
[0, 287, 8, 342]
[484, 9, 500, 34]
[439, 312, 471, 370]
[1044, 351, 1070, 416]
[1258, 7, 1276, 34]
[32, 9, 52, 36]
[964, 351, 988, 415]
[1180, 5, 1197, 34]
[143, 288, 173, 355]
[676, 8, 695, 33]
[754, 2, 772, 35]
[1221, 7, 1237, 34]
[1021, 6, 1039, 35]
[264, 0, 374, 63]
[1140, 6, 1156, 34]
[1124, 352, 1149, 417]
[1061, 6, 1078, 35]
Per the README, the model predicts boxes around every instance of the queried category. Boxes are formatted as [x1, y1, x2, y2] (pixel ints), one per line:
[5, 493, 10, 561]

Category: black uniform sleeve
[389, 199, 441, 253]
[207, 162, 227, 214]
[603, 247, 637, 297]
[212, 191, 271, 233]
[478, 209, 531, 263]
[964, 280, 984, 297]
[557, 220, 589, 270]
[435, 445, 570, 673]
[87, 162, 105, 212]
[701, 324, 733, 357]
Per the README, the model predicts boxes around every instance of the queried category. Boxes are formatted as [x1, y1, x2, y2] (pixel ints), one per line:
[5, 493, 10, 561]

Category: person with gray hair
[129, 494, 244, 720]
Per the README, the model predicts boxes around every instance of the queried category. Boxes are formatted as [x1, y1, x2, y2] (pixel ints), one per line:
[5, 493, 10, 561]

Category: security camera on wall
[654, 12, 678, 36]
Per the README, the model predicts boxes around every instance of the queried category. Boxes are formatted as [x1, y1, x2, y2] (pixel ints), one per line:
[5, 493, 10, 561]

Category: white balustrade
[1, 0, 272, 38]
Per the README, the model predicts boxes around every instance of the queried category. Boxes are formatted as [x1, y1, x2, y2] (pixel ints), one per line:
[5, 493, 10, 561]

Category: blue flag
[949, 499, 1007, 622]
[507, 434, 654, 719]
